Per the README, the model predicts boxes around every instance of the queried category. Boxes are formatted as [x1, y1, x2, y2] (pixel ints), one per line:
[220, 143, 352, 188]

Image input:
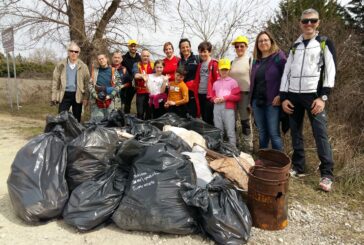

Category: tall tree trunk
[68, 0, 92, 66]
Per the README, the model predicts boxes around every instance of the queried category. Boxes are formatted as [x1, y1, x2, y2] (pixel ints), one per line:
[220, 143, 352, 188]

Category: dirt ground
[0, 78, 363, 244]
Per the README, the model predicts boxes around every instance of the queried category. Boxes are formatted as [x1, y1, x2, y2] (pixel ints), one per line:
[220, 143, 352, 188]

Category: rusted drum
[247, 149, 291, 230]
[253, 149, 291, 181]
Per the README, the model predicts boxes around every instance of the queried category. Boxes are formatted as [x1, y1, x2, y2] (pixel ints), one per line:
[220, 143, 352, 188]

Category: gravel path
[0, 114, 363, 245]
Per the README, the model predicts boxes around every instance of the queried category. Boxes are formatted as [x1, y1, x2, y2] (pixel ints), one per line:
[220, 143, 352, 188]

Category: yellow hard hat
[218, 58, 231, 70]
[128, 39, 138, 46]
[231, 35, 249, 45]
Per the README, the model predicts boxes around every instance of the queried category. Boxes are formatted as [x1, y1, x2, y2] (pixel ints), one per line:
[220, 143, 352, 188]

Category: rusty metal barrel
[247, 149, 291, 230]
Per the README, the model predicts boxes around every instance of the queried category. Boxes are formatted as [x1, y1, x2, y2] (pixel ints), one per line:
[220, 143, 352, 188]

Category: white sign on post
[2, 28, 14, 53]
[1, 27, 19, 110]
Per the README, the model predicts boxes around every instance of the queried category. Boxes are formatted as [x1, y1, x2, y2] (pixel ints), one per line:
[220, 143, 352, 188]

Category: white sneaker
[290, 169, 306, 178]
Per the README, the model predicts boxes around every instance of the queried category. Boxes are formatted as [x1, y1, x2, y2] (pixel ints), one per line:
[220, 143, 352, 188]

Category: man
[133, 49, 154, 120]
[280, 8, 336, 192]
[88, 53, 122, 122]
[111, 50, 132, 111]
[121, 39, 141, 113]
[51, 41, 90, 122]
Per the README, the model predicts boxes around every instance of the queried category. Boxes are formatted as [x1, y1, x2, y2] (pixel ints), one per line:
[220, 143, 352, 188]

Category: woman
[177, 38, 200, 117]
[250, 31, 287, 151]
[229, 35, 253, 152]
[163, 42, 180, 83]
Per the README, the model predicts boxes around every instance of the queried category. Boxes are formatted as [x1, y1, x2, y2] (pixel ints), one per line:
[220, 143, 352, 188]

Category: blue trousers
[252, 100, 283, 151]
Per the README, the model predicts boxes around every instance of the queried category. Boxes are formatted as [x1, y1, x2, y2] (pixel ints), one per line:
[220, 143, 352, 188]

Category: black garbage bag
[7, 126, 68, 223]
[130, 123, 161, 140]
[112, 142, 198, 234]
[132, 126, 191, 153]
[44, 111, 84, 142]
[103, 109, 125, 127]
[124, 114, 143, 128]
[63, 165, 128, 231]
[181, 175, 252, 245]
[180, 118, 222, 149]
[84, 109, 125, 128]
[66, 126, 121, 191]
[149, 113, 189, 130]
[216, 141, 240, 157]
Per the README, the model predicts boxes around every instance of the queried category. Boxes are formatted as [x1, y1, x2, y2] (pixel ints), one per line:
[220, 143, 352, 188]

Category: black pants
[59, 91, 82, 122]
[150, 101, 166, 119]
[168, 105, 187, 118]
[288, 93, 334, 179]
[120, 87, 135, 114]
[136, 93, 150, 120]
[186, 90, 197, 118]
[198, 93, 214, 125]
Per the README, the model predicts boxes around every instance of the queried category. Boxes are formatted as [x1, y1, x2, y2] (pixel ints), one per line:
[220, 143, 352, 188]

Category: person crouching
[212, 58, 241, 146]
[89, 53, 122, 122]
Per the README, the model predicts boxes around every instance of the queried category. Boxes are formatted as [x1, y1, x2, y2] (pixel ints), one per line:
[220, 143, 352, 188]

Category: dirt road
[0, 113, 363, 245]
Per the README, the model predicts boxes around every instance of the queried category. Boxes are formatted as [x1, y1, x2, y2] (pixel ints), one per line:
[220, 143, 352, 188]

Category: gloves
[97, 91, 107, 101]
[106, 87, 114, 94]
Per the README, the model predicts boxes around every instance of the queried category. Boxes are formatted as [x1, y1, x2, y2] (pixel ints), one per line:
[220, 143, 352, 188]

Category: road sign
[2, 27, 14, 53]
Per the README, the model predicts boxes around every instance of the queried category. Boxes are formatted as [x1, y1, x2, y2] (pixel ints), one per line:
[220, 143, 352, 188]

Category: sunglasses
[69, 50, 79, 54]
[235, 45, 246, 49]
[301, 18, 319, 24]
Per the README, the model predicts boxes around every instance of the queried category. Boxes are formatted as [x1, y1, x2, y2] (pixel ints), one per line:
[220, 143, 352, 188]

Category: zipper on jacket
[298, 45, 307, 93]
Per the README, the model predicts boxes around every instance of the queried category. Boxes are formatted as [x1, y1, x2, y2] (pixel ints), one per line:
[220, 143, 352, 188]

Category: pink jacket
[211, 77, 241, 110]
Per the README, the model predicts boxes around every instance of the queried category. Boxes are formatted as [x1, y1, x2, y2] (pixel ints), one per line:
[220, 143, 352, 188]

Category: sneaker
[290, 169, 306, 178]
[319, 177, 333, 192]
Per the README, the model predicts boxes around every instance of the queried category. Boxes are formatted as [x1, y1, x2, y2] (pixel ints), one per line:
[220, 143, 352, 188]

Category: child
[194, 41, 219, 125]
[164, 66, 189, 118]
[212, 58, 241, 146]
[146, 59, 168, 119]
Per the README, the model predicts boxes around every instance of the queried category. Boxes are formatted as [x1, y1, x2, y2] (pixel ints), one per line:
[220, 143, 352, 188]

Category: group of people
[51, 8, 336, 192]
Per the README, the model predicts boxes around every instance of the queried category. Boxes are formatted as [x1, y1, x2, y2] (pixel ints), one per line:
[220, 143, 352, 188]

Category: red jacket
[163, 56, 180, 82]
[194, 59, 219, 117]
[135, 62, 154, 94]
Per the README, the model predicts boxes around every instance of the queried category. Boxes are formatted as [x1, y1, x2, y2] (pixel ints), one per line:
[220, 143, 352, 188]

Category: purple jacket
[250, 50, 287, 105]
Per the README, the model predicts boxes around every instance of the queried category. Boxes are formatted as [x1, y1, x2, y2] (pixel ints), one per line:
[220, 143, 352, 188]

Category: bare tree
[0, 0, 162, 65]
[175, 0, 270, 58]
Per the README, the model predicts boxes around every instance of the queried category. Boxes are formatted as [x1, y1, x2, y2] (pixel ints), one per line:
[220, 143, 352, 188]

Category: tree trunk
[68, 0, 92, 66]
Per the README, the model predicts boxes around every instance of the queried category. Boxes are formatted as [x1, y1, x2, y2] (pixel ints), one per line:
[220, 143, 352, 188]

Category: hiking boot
[319, 177, 333, 192]
[290, 169, 306, 178]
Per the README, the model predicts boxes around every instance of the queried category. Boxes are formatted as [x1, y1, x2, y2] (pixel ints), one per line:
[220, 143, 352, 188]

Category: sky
[1, 0, 352, 61]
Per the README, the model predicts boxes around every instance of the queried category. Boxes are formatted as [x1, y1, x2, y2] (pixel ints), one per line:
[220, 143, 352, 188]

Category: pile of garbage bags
[7, 111, 253, 244]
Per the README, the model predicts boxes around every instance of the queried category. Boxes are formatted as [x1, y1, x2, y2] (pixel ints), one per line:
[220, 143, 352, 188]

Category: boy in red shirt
[194, 41, 219, 124]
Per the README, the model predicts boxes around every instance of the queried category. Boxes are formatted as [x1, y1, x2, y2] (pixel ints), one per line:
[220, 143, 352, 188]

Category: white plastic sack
[163, 125, 206, 148]
[182, 145, 213, 187]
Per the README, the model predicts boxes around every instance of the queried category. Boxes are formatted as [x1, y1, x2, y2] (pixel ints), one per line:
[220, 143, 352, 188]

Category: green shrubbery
[0, 53, 55, 79]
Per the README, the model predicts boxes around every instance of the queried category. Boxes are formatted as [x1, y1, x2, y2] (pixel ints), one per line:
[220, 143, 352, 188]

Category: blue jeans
[252, 100, 283, 150]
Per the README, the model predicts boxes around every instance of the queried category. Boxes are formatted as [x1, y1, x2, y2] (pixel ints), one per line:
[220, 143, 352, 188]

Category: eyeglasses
[301, 18, 319, 24]
[235, 45, 246, 49]
[258, 39, 270, 44]
[69, 50, 79, 54]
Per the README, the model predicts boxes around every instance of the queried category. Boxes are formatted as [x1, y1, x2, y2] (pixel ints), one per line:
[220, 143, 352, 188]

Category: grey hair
[67, 41, 80, 52]
[112, 50, 122, 56]
[301, 8, 319, 19]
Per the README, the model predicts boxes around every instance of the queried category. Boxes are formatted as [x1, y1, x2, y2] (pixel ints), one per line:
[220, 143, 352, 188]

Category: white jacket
[280, 33, 336, 94]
